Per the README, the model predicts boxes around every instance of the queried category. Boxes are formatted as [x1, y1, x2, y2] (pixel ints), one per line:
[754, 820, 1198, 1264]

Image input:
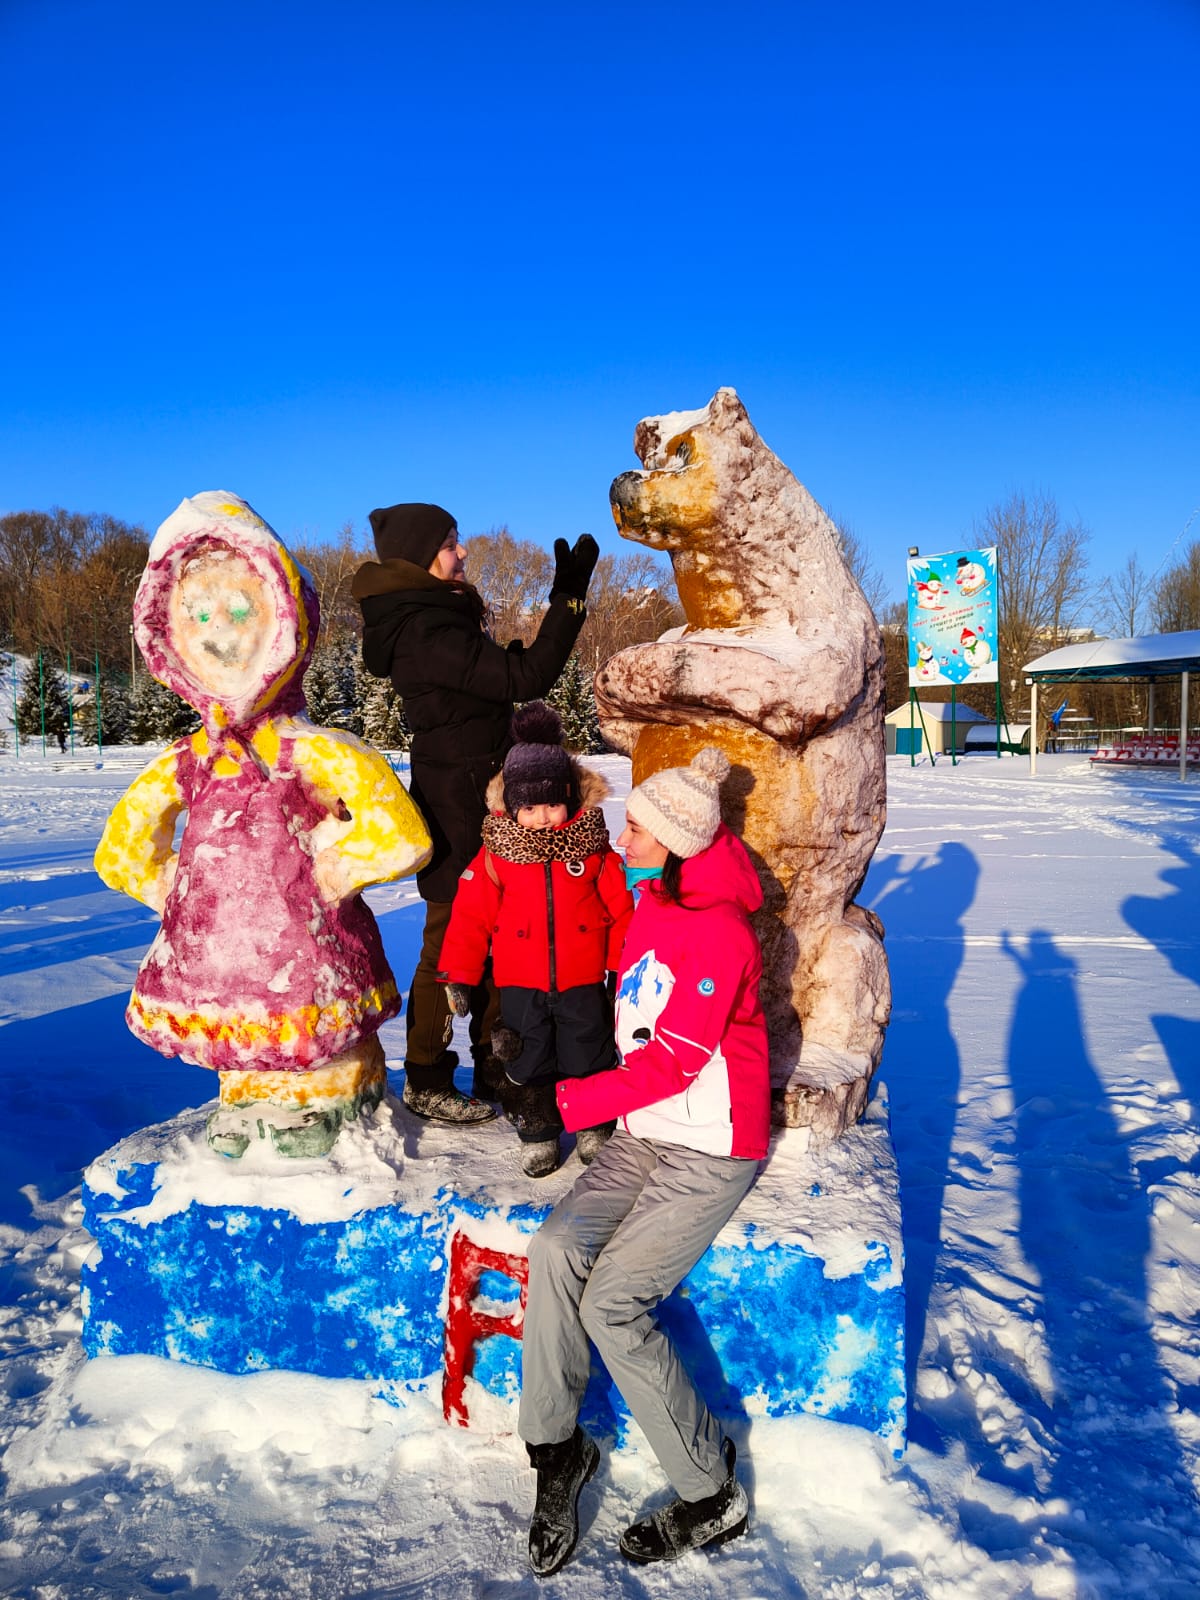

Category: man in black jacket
[354, 502, 598, 1123]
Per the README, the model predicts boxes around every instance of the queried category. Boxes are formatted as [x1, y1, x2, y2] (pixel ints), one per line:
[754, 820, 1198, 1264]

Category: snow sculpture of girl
[95, 492, 432, 1158]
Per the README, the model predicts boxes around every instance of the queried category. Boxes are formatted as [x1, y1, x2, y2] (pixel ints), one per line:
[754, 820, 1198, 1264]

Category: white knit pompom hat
[626, 747, 731, 859]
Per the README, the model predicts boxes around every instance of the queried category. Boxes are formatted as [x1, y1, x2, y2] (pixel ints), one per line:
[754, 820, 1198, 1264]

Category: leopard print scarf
[481, 806, 611, 866]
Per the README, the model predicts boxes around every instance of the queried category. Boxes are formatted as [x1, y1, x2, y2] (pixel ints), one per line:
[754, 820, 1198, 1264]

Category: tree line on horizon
[2, 497, 1198, 754]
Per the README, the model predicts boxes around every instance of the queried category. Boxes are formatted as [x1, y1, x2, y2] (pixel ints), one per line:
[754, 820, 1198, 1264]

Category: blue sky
[2, 0, 1197, 603]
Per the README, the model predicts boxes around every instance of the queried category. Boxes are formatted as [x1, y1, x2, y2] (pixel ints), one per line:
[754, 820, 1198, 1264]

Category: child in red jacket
[437, 703, 633, 1176]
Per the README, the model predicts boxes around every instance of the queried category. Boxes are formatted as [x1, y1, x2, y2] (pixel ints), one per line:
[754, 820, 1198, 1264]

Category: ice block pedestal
[81, 1087, 906, 1455]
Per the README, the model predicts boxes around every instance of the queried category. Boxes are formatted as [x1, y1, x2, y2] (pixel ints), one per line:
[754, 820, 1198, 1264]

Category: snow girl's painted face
[429, 528, 467, 582]
[169, 550, 273, 697]
[617, 814, 669, 870]
[515, 803, 568, 829]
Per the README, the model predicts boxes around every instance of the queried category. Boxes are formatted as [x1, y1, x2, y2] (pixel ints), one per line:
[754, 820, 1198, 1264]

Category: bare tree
[878, 599, 910, 712]
[575, 550, 681, 672]
[0, 509, 88, 597]
[1095, 552, 1152, 638]
[1149, 540, 1200, 633]
[2, 509, 148, 669]
[464, 527, 554, 644]
[464, 530, 679, 667]
[830, 513, 889, 617]
[975, 491, 1091, 681]
[293, 521, 370, 640]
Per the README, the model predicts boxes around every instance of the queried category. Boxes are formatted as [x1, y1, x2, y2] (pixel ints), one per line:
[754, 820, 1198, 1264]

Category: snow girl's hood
[653, 823, 763, 914]
[134, 492, 319, 732]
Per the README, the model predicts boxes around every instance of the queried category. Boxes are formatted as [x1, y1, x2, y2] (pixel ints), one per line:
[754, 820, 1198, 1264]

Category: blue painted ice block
[81, 1086, 905, 1454]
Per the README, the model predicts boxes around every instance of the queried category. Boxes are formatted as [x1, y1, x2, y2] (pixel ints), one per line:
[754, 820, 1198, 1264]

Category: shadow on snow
[988, 928, 1199, 1578]
[865, 840, 980, 1411]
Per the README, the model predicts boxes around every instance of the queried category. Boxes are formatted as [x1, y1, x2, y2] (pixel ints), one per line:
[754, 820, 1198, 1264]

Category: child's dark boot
[508, 1080, 563, 1177]
[520, 1137, 561, 1178]
[575, 1121, 616, 1165]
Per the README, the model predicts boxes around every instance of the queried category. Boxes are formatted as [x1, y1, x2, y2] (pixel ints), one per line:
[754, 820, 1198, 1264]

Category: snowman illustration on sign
[960, 627, 992, 677]
[915, 640, 944, 681]
[955, 556, 988, 597]
[95, 492, 433, 1159]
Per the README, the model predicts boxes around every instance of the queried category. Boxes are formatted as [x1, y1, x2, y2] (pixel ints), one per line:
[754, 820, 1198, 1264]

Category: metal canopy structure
[1023, 629, 1199, 779]
[1023, 629, 1200, 683]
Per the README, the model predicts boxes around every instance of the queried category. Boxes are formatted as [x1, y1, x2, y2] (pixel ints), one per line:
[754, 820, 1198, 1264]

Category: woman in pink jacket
[517, 747, 770, 1574]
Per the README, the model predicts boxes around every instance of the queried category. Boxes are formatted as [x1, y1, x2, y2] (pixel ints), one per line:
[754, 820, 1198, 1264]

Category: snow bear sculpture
[597, 389, 890, 1140]
[95, 492, 432, 1158]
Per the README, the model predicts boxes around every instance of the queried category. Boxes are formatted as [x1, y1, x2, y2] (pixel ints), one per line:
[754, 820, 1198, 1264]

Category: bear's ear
[710, 387, 746, 423]
[633, 416, 664, 467]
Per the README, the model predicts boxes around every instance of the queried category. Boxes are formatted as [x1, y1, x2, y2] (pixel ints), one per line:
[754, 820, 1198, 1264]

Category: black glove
[550, 534, 599, 603]
[444, 982, 472, 1017]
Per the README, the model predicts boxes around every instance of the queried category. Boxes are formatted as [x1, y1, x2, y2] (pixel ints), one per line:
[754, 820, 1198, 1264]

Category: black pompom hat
[502, 702, 576, 818]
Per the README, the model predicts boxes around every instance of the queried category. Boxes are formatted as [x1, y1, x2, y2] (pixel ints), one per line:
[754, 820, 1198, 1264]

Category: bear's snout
[609, 470, 644, 514]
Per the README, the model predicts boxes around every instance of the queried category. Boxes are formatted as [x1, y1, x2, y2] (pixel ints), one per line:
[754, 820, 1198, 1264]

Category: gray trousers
[518, 1129, 759, 1501]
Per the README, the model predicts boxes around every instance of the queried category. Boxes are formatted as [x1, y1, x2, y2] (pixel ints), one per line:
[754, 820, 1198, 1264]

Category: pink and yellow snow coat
[556, 824, 770, 1159]
[95, 492, 433, 1075]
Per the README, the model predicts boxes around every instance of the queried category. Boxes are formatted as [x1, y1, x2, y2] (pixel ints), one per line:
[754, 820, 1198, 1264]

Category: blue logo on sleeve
[697, 978, 715, 996]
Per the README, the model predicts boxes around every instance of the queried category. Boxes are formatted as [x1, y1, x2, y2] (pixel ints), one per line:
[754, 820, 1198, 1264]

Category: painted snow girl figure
[95, 492, 432, 1158]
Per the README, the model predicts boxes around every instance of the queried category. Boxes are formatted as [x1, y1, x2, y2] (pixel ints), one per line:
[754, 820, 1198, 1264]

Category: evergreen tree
[15, 658, 72, 751]
[342, 640, 366, 739]
[359, 672, 411, 750]
[305, 633, 358, 732]
[75, 676, 132, 747]
[548, 653, 604, 753]
[74, 692, 100, 748]
[155, 678, 200, 741]
[127, 672, 159, 743]
[128, 672, 198, 743]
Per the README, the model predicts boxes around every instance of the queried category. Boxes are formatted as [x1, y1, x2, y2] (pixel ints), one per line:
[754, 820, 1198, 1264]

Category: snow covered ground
[1, 745, 1198, 1598]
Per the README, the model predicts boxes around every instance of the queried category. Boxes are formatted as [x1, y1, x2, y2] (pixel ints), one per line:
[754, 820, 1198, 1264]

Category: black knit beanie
[503, 702, 576, 817]
[368, 503, 457, 571]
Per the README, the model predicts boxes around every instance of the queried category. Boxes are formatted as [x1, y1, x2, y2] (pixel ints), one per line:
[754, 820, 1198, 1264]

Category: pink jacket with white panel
[556, 824, 770, 1160]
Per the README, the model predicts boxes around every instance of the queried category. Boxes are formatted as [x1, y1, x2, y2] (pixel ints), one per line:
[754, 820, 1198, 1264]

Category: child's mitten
[490, 1023, 523, 1063]
[444, 982, 472, 1017]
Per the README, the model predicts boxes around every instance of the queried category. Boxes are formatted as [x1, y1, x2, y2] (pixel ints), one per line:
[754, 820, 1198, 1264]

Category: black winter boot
[520, 1137, 562, 1178]
[575, 1121, 616, 1165]
[619, 1439, 747, 1563]
[526, 1426, 600, 1577]
[402, 1052, 496, 1125]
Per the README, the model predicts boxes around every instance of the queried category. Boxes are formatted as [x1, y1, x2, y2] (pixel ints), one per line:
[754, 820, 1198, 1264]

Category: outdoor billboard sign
[907, 546, 998, 687]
